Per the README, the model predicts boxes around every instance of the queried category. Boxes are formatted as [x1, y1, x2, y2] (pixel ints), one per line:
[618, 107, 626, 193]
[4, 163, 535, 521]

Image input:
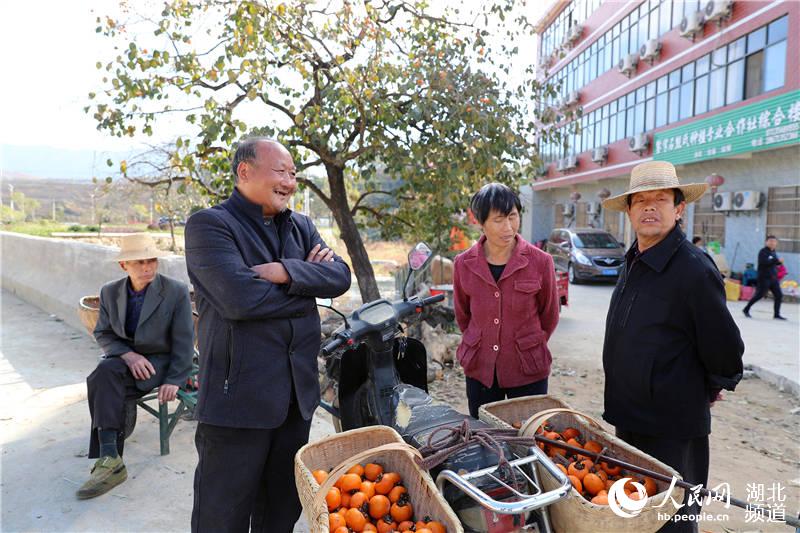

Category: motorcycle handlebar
[321, 337, 344, 356]
[321, 293, 445, 355]
[420, 293, 445, 306]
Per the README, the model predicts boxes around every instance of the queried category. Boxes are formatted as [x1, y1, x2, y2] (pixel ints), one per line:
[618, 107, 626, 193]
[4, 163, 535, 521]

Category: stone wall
[1, 232, 190, 332]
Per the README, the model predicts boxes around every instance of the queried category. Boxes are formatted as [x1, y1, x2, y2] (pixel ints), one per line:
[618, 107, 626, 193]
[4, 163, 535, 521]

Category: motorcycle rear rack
[435, 444, 571, 528]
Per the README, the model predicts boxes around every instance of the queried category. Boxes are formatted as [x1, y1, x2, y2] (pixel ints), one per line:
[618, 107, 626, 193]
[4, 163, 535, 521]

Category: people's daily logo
[608, 477, 648, 518]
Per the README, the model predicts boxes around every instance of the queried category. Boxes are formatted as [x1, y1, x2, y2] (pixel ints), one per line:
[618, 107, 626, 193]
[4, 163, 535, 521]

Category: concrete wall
[526, 145, 800, 276]
[1, 232, 191, 332]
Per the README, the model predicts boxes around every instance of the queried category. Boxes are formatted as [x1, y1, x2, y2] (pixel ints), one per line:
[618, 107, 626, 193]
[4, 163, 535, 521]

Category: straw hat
[113, 233, 169, 262]
[601, 161, 708, 212]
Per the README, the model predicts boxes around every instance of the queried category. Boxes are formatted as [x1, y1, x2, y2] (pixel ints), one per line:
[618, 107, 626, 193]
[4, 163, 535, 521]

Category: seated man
[77, 233, 193, 499]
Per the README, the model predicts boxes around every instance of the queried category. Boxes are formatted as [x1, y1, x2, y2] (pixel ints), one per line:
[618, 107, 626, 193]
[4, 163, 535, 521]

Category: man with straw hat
[77, 233, 194, 499]
[601, 161, 744, 532]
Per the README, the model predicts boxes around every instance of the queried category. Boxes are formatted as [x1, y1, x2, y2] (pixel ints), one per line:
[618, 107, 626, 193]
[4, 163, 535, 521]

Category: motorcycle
[317, 243, 570, 533]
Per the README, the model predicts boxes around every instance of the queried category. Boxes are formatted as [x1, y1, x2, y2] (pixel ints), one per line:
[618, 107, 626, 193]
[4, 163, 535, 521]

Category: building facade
[522, 0, 799, 277]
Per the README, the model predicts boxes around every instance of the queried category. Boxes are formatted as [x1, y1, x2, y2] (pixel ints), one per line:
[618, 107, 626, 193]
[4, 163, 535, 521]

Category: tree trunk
[325, 163, 381, 303]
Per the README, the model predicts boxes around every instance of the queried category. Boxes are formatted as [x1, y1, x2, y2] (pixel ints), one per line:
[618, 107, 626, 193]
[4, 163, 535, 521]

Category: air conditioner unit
[557, 155, 578, 172]
[712, 191, 732, 211]
[562, 203, 575, 216]
[587, 202, 601, 215]
[617, 54, 639, 77]
[733, 190, 761, 210]
[704, 0, 733, 25]
[564, 90, 580, 107]
[680, 10, 706, 40]
[562, 23, 583, 48]
[639, 38, 662, 64]
[591, 146, 608, 164]
[628, 133, 649, 153]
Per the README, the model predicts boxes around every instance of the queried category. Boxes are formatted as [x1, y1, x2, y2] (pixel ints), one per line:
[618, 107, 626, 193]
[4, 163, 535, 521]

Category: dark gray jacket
[185, 189, 351, 428]
[94, 273, 194, 391]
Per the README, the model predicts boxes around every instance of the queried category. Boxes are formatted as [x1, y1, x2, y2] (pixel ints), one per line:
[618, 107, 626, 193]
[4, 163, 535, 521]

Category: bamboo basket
[78, 296, 101, 336]
[295, 426, 462, 533]
[479, 395, 684, 533]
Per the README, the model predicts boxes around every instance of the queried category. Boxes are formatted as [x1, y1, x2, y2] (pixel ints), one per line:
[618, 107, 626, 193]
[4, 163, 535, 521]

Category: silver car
[546, 228, 625, 284]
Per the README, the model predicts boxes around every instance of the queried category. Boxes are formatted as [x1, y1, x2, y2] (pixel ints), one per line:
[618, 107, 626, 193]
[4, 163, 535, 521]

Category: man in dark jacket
[600, 162, 744, 533]
[185, 137, 351, 532]
[79, 233, 194, 499]
[743, 235, 786, 320]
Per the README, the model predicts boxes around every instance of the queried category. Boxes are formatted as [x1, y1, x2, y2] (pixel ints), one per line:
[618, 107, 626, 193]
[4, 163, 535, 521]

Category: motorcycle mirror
[408, 242, 433, 271]
[403, 242, 434, 301]
[316, 298, 349, 329]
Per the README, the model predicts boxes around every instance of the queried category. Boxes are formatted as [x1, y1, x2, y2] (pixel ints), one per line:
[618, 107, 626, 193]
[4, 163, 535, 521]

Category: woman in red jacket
[453, 183, 560, 418]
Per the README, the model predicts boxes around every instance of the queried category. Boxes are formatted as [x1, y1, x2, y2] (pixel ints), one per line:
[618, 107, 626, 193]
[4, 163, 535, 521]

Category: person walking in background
[743, 235, 786, 320]
[453, 183, 560, 419]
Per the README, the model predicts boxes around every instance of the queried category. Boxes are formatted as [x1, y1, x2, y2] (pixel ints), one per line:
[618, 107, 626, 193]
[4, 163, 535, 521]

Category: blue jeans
[465, 372, 548, 419]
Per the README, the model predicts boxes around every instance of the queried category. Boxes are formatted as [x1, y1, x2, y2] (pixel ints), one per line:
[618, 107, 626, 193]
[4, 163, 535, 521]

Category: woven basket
[295, 426, 463, 533]
[479, 396, 683, 533]
[78, 295, 100, 336]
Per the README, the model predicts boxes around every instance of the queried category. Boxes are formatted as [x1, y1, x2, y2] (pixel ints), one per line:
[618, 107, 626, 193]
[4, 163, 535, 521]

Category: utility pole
[52, 199, 56, 221]
[90, 193, 96, 224]
[8, 184, 14, 211]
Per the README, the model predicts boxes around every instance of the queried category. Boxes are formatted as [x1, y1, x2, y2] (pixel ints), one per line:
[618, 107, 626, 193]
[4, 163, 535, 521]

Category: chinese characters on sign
[654, 90, 800, 165]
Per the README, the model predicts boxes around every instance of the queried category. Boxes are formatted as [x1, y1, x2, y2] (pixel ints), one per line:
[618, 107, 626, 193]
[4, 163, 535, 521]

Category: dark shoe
[76, 456, 127, 499]
[743, 309, 752, 318]
[774, 315, 787, 320]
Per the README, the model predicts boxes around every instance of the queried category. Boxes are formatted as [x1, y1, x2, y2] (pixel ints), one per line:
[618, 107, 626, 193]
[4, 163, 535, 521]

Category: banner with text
[653, 90, 800, 165]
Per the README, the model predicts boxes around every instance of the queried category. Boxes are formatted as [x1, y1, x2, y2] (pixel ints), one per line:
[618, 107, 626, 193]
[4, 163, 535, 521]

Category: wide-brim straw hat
[602, 161, 709, 212]
[113, 233, 170, 262]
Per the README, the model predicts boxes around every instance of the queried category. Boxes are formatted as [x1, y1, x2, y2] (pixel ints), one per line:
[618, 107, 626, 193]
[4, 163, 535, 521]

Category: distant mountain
[0, 145, 140, 182]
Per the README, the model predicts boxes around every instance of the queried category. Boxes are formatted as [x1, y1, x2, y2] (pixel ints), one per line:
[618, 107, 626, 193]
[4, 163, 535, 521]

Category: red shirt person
[453, 183, 560, 418]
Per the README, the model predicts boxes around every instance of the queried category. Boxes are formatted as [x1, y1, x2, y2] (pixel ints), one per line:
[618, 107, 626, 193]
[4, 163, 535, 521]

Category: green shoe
[76, 455, 127, 499]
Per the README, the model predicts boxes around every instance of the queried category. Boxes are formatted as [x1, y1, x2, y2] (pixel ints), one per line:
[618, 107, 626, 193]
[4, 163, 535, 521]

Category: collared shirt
[602, 225, 744, 439]
[125, 279, 149, 338]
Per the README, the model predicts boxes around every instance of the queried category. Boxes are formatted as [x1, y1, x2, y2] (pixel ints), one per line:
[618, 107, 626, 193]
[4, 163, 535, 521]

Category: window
[726, 59, 744, 105]
[679, 81, 694, 120]
[744, 51, 764, 99]
[695, 74, 709, 115]
[645, 97, 656, 131]
[766, 186, 800, 253]
[694, 194, 726, 246]
[768, 15, 788, 44]
[763, 40, 786, 92]
[747, 27, 766, 54]
[655, 92, 668, 127]
[668, 87, 680, 123]
[696, 54, 710, 75]
[709, 67, 726, 110]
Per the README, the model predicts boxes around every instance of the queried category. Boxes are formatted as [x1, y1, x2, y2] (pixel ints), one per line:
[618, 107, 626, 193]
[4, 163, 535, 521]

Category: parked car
[546, 228, 625, 284]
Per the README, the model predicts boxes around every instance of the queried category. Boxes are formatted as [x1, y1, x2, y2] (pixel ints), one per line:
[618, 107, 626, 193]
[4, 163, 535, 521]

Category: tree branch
[296, 175, 330, 205]
[354, 205, 414, 228]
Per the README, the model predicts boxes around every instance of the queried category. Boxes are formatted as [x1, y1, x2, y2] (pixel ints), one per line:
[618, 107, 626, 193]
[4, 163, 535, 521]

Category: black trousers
[466, 372, 548, 419]
[87, 357, 147, 458]
[744, 278, 782, 317]
[616, 429, 710, 533]
[191, 401, 312, 533]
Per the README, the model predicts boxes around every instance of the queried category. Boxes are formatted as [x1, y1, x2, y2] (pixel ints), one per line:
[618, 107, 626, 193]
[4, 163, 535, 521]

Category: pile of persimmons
[515, 419, 658, 506]
[314, 462, 447, 533]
